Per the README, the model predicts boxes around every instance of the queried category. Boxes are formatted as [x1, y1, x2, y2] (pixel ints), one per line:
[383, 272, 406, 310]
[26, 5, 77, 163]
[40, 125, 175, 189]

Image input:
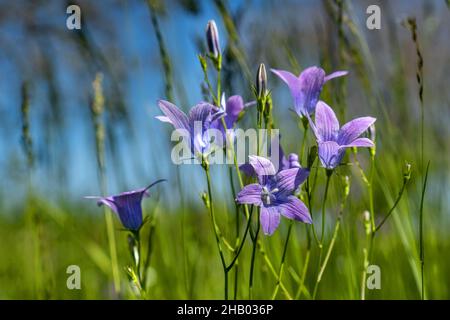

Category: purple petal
[274, 168, 309, 198]
[260, 206, 281, 236]
[341, 137, 374, 148]
[297, 66, 326, 115]
[338, 117, 376, 145]
[278, 196, 312, 224]
[155, 115, 172, 124]
[188, 102, 215, 126]
[314, 101, 340, 142]
[239, 163, 256, 177]
[249, 156, 276, 184]
[270, 69, 299, 87]
[318, 141, 345, 169]
[236, 183, 262, 205]
[157, 100, 189, 131]
[112, 191, 146, 231]
[324, 70, 348, 82]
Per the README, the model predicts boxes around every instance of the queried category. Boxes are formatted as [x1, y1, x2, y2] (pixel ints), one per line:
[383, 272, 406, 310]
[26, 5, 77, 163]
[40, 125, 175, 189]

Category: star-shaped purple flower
[86, 179, 166, 231]
[236, 156, 311, 235]
[309, 101, 376, 169]
[271, 66, 348, 116]
[156, 100, 224, 156]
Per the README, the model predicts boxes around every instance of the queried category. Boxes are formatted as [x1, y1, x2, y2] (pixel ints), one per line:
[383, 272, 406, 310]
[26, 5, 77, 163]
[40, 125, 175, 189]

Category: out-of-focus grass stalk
[90, 74, 121, 295]
[20, 81, 44, 298]
[406, 17, 430, 300]
[404, 17, 426, 299]
[146, 0, 174, 102]
[312, 169, 333, 299]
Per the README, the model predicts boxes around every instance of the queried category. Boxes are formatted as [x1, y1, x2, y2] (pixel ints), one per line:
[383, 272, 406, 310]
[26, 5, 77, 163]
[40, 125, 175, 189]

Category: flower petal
[318, 141, 345, 169]
[239, 163, 256, 177]
[157, 100, 190, 131]
[324, 70, 348, 82]
[297, 66, 326, 115]
[270, 69, 299, 87]
[314, 101, 340, 142]
[274, 168, 309, 198]
[236, 183, 262, 205]
[188, 102, 215, 126]
[260, 206, 281, 236]
[278, 196, 312, 224]
[338, 117, 376, 145]
[112, 191, 146, 231]
[249, 155, 276, 184]
[341, 137, 374, 148]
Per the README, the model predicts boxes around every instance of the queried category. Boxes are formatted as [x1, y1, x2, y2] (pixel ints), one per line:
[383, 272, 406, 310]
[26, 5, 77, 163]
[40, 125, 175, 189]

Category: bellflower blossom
[86, 179, 166, 231]
[156, 100, 224, 157]
[271, 66, 348, 116]
[236, 156, 311, 235]
[211, 94, 246, 135]
[309, 101, 376, 169]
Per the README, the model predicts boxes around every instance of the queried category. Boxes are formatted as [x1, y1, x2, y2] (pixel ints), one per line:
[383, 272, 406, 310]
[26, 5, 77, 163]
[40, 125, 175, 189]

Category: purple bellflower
[309, 101, 376, 169]
[236, 156, 312, 235]
[211, 94, 246, 134]
[86, 179, 166, 231]
[271, 66, 348, 116]
[156, 100, 224, 157]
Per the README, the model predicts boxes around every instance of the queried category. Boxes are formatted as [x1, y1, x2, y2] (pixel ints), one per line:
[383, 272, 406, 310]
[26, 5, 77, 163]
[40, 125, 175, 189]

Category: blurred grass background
[0, 0, 449, 299]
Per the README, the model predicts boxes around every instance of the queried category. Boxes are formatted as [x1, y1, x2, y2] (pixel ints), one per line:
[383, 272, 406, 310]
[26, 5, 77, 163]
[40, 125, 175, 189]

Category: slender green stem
[320, 171, 333, 242]
[249, 217, 260, 299]
[271, 221, 294, 299]
[375, 180, 408, 232]
[312, 170, 332, 299]
[419, 161, 430, 300]
[203, 162, 228, 300]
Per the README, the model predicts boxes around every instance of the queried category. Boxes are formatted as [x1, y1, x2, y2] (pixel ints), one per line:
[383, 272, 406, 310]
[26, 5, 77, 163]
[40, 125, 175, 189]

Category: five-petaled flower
[86, 179, 165, 231]
[309, 101, 376, 169]
[271, 66, 348, 117]
[236, 156, 312, 235]
[156, 100, 224, 157]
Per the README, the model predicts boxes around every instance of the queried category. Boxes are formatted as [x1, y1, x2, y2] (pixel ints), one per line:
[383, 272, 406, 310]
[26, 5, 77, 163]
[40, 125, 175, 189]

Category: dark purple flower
[86, 179, 166, 231]
[156, 100, 224, 156]
[236, 156, 311, 235]
[271, 66, 348, 116]
[309, 101, 376, 169]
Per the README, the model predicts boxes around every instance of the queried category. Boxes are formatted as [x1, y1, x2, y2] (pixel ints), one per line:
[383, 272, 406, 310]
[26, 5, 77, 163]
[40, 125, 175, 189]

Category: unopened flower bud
[206, 20, 220, 59]
[256, 63, 267, 99]
[288, 153, 301, 168]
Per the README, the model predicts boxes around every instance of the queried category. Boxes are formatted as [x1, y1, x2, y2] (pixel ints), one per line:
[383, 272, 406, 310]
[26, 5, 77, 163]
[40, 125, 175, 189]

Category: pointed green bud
[403, 162, 412, 182]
